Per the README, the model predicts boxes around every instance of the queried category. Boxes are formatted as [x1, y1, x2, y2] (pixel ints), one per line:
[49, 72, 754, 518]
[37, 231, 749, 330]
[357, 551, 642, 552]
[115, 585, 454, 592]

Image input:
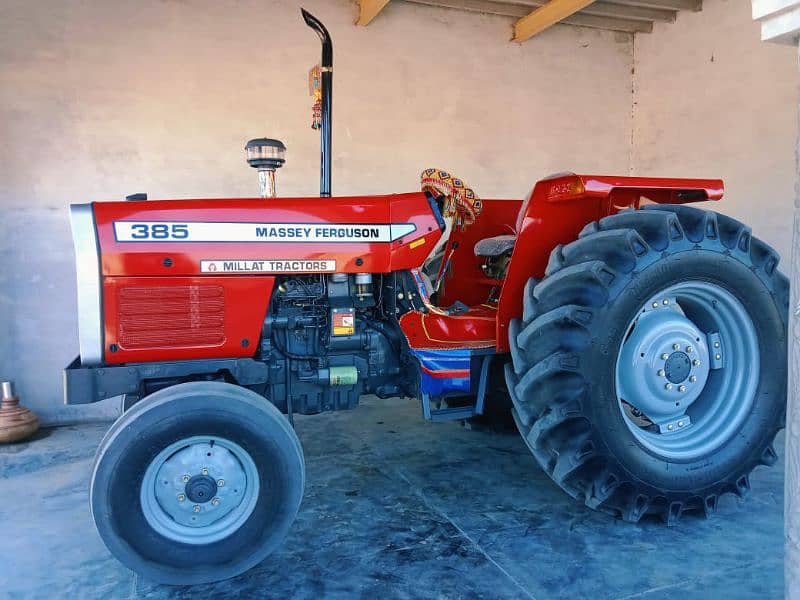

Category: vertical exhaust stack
[301, 8, 333, 197]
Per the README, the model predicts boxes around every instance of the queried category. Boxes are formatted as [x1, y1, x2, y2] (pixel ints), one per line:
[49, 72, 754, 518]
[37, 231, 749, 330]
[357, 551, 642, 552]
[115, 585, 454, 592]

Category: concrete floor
[0, 397, 784, 599]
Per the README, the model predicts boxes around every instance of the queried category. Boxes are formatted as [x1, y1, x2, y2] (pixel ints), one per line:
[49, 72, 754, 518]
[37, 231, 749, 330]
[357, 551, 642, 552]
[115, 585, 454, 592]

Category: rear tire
[90, 381, 304, 584]
[506, 204, 788, 524]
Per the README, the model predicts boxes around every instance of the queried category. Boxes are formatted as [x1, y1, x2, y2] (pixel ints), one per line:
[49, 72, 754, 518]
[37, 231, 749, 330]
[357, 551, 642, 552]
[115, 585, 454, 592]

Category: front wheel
[507, 204, 788, 523]
[90, 381, 304, 584]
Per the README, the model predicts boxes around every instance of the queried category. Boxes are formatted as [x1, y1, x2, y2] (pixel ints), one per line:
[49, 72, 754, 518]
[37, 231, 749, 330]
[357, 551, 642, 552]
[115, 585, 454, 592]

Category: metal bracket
[642, 296, 679, 314]
[420, 355, 493, 422]
[657, 415, 692, 434]
[707, 332, 724, 369]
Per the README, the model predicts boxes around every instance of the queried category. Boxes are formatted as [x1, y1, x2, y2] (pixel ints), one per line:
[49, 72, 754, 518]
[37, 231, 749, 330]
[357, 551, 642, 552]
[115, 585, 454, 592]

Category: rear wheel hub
[664, 351, 691, 384]
[615, 281, 758, 459]
[617, 304, 710, 428]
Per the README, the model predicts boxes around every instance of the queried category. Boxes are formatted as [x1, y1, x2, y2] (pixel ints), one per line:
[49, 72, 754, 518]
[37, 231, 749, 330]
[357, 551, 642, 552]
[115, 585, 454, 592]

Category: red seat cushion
[399, 305, 497, 350]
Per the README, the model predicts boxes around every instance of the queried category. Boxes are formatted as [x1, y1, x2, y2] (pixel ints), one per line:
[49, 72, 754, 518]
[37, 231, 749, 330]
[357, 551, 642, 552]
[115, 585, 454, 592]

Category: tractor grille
[117, 285, 225, 349]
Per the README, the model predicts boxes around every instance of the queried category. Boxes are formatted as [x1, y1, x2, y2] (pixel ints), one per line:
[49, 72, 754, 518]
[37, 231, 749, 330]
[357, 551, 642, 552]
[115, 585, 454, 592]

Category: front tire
[90, 381, 304, 584]
[506, 204, 788, 524]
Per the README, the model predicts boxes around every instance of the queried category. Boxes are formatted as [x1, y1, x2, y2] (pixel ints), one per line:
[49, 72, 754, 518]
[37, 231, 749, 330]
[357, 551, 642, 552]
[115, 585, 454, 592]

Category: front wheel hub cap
[617, 307, 711, 424]
[185, 474, 218, 504]
[141, 436, 259, 545]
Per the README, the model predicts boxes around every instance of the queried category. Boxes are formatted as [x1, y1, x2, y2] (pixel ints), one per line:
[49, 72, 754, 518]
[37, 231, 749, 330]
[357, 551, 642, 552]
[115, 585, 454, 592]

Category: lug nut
[193, 505, 201, 513]
[678, 421, 685, 427]
[715, 354, 721, 360]
[665, 383, 673, 390]
[714, 342, 720, 348]
[201, 468, 209, 476]
[211, 497, 220, 506]
[217, 479, 225, 487]
[661, 353, 670, 360]
[182, 475, 190, 483]
[689, 375, 697, 383]
[693, 359, 701, 366]
[686, 346, 694, 353]
[678, 385, 686, 393]
[667, 424, 674, 430]
[663, 299, 669, 305]
[673, 343, 680, 351]
[658, 369, 665, 377]
[652, 302, 659, 308]
[177, 494, 186, 502]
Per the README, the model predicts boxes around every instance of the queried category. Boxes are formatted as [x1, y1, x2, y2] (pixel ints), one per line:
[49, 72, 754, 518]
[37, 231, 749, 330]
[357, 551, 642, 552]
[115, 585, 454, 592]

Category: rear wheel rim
[615, 281, 759, 461]
[140, 435, 260, 544]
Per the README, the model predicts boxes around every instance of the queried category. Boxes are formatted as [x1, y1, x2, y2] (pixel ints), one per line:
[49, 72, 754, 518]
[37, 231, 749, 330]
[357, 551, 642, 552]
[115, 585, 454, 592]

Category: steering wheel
[420, 168, 482, 230]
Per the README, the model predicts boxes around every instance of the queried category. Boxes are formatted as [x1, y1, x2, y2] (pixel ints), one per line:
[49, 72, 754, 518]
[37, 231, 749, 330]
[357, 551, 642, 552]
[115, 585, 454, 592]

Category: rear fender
[495, 173, 723, 352]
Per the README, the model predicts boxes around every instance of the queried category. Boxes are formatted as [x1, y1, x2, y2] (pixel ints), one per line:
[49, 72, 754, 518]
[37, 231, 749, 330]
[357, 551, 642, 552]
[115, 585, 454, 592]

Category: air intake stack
[245, 138, 286, 198]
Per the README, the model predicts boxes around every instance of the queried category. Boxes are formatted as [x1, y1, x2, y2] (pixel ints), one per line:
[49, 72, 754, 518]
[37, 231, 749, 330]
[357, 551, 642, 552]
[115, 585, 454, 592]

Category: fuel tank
[71, 192, 442, 365]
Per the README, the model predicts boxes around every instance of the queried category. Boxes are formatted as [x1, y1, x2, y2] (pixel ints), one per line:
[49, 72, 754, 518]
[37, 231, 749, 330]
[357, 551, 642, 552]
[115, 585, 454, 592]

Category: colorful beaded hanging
[420, 168, 483, 229]
[309, 64, 322, 130]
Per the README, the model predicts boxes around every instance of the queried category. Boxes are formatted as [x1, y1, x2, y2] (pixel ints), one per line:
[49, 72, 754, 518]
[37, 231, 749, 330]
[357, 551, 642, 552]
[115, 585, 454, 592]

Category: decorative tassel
[420, 168, 483, 230]
[309, 64, 322, 130]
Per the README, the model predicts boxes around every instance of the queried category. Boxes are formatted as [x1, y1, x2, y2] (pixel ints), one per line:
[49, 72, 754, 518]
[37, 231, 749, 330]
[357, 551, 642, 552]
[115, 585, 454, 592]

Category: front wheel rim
[140, 435, 260, 545]
[615, 281, 759, 461]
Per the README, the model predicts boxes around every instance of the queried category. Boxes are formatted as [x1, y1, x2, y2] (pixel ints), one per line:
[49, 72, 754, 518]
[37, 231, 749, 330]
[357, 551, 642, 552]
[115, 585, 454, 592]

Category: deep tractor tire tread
[506, 204, 789, 524]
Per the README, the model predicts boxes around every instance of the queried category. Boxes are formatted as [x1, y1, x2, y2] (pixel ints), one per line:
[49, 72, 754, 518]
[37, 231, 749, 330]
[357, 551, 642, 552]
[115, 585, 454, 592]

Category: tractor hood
[69, 193, 443, 365]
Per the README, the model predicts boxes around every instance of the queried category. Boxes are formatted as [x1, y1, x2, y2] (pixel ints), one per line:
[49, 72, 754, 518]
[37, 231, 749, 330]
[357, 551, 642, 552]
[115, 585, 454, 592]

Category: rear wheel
[506, 204, 788, 523]
[90, 381, 304, 584]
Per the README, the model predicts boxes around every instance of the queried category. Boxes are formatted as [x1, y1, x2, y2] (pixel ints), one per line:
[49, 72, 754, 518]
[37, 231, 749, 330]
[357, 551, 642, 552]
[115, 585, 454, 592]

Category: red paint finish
[399, 306, 497, 351]
[94, 193, 440, 364]
[494, 173, 723, 351]
[420, 365, 470, 378]
[102, 276, 274, 364]
[436, 199, 521, 308]
[92, 174, 722, 361]
[92, 193, 441, 277]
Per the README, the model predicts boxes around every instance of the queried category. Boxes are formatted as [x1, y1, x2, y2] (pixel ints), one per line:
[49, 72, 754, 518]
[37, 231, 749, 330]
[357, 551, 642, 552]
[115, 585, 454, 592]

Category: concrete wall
[0, 0, 634, 422]
[633, 0, 798, 260]
[1, 0, 796, 423]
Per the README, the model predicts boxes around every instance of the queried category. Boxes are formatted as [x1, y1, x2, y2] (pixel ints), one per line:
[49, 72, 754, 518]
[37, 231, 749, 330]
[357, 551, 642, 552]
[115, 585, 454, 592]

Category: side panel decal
[114, 221, 416, 243]
[200, 259, 336, 273]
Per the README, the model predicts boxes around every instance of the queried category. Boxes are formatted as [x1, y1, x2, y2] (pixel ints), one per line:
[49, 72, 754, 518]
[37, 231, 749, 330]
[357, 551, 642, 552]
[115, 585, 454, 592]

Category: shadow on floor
[0, 396, 784, 599]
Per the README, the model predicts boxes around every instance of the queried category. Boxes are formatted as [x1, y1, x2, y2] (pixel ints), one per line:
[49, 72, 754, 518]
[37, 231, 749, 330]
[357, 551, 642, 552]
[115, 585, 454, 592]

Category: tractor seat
[474, 234, 516, 257]
[473, 195, 530, 258]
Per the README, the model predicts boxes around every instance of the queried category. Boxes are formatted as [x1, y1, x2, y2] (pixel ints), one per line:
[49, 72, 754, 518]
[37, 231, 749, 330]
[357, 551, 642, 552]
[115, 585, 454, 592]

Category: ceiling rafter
[600, 0, 700, 10]
[356, 0, 392, 25]
[502, 0, 676, 22]
[405, 0, 657, 31]
[513, 0, 599, 41]
[359, 0, 701, 41]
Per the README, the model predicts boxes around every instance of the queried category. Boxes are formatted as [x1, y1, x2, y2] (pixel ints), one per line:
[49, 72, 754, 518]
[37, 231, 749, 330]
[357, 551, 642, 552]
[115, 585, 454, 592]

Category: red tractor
[64, 10, 788, 585]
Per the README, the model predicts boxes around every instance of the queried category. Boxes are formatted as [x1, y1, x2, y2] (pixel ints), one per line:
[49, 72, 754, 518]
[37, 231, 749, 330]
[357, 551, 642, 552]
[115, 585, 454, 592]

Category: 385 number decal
[126, 224, 189, 240]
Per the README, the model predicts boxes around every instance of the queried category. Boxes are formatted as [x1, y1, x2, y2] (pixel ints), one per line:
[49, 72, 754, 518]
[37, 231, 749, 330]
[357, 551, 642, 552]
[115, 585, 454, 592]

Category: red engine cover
[91, 193, 441, 364]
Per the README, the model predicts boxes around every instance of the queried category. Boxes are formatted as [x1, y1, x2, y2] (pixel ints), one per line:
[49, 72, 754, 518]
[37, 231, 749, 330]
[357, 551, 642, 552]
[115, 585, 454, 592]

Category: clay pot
[0, 382, 39, 444]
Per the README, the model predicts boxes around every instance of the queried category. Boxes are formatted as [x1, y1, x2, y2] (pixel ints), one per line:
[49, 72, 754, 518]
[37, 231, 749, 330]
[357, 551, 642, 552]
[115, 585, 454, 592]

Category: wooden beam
[562, 10, 653, 30]
[356, 0, 392, 25]
[513, 0, 599, 41]
[403, 0, 655, 32]
[404, 0, 529, 18]
[505, 0, 676, 21]
[598, 0, 701, 11]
